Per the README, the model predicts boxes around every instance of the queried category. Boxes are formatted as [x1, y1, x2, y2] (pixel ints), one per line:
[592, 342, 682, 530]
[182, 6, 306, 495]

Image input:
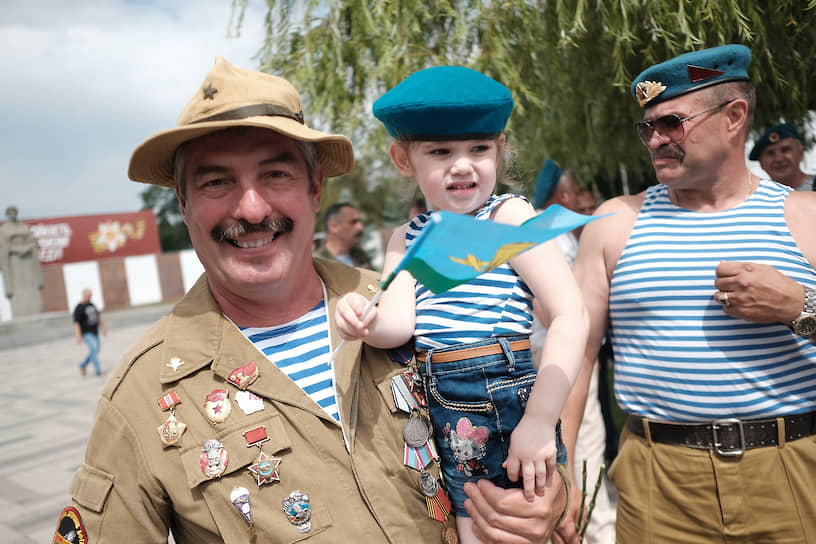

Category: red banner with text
[22, 211, 161, 265]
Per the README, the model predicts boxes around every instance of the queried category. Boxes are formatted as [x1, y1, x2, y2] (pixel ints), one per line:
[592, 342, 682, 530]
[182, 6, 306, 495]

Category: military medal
[230, 486, 257, 540]
[422, 474, 452, 523]
[205, 389, 232, 423]
[244, 426, 281, 486]
[390, 369, 425, 413]
[404, 439, 437, 471]
[282, 490, 312, 534]
[235, 390, 265, 415]
[156, 390, 186, 448]
[228, 361, 260, 390]
[403, 413, 432, 448]
[200, 439, 229, 478]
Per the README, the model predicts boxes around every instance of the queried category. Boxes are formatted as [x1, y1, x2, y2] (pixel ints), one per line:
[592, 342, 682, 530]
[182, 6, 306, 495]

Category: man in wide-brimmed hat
[55, 57, 570, 544]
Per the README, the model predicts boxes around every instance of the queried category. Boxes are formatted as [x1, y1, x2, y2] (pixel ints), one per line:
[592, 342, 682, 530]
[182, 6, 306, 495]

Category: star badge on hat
[202, 83, 217, 100]
[769, 132, 780, 143]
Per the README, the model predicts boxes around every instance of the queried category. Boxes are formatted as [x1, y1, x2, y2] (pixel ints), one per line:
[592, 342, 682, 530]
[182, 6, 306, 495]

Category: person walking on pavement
[73, 288, 106, 376]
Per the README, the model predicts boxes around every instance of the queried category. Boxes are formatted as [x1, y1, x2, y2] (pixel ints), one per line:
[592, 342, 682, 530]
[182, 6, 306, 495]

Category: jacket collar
[159, 259, 379, 433]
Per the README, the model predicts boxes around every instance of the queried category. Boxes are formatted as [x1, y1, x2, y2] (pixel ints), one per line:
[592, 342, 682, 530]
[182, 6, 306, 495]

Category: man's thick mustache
[652, 144, 684, 161]
[211, 218, 294, 242]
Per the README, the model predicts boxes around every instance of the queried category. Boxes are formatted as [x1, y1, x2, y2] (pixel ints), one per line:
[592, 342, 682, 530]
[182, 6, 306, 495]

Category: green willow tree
[228, 0, 815, 211]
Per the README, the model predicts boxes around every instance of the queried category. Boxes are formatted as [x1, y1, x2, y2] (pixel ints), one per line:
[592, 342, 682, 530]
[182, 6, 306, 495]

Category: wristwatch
[790, 285, 816, 337]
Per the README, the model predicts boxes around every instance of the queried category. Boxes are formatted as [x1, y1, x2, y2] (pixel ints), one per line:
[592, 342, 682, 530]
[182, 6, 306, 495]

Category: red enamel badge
[228, 361, 259, 390]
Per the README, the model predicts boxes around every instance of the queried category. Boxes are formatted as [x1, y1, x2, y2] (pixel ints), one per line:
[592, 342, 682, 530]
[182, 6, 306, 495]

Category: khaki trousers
[610, 425, 816, 543]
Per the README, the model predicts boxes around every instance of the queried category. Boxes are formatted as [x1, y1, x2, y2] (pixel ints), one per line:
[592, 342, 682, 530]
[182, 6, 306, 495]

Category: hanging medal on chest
[156, 390, 186, 448]
[243, 425, 281, 487]
[230, 486, 257, 540]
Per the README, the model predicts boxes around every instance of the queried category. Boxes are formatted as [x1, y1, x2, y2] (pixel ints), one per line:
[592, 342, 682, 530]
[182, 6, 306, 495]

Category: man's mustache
[211, 218, 294, 242]
[652, 144, 684, 161]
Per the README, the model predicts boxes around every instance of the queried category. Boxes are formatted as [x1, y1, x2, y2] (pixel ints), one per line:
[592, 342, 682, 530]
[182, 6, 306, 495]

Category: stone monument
[0, 206, 43, 317]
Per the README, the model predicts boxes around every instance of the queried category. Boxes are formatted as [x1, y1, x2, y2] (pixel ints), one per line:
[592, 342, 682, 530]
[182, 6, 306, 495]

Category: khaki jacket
[64, 258, 442, 543]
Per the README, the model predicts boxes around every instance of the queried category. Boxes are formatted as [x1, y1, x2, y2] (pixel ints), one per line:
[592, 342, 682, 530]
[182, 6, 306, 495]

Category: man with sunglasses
[561, 44, 816, 543]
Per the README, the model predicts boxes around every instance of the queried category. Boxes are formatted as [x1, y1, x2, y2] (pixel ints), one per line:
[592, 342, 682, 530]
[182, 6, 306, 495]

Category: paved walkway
[0, 304, 174, 543]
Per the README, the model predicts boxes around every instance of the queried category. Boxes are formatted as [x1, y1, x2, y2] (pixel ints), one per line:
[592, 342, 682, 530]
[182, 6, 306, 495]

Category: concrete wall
[0, 249, 204, 322]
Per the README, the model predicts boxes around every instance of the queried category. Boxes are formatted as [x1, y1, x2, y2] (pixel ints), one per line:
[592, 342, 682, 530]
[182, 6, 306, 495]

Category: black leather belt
[626, 411, 816, 456]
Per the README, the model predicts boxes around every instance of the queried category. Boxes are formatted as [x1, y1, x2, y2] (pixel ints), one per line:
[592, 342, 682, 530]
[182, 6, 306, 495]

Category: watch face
[794, 315, 816, 337]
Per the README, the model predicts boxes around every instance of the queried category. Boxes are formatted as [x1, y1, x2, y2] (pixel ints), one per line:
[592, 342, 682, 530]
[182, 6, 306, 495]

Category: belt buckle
[711, 418, 745, 457]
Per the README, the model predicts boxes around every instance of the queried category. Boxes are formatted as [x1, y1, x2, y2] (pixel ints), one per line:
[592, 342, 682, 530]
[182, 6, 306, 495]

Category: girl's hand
[334, 292, 377, 341]
[503, 416, 557, 501]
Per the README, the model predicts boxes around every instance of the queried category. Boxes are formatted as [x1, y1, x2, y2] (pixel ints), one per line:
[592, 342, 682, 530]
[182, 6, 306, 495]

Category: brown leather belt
[416, 339, 531, 364]
[626, 411, 816, 456]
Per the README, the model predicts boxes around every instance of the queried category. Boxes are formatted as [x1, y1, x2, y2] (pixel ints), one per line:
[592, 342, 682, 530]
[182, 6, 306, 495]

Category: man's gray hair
[173, 128, 320, 196]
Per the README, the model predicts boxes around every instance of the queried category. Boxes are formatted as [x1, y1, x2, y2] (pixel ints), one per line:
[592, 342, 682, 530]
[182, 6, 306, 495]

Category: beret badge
[769, 132, 780, 143]
[636, 80, 667, 106]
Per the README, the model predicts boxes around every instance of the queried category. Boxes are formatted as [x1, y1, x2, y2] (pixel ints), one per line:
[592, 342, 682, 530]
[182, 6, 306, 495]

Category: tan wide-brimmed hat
[128, 56, 354, 187]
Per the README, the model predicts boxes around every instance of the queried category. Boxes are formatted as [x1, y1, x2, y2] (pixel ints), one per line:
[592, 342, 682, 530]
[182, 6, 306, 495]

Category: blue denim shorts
[419, 335, 537, 517]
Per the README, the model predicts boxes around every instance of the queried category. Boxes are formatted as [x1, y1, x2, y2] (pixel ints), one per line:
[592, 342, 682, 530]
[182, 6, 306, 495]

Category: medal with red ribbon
[156, 390, 186, 448]
[243, 425, 281, 487]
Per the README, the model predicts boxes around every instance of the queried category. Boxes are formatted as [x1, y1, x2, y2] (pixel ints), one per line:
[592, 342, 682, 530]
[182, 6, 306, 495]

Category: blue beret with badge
[372, 66, 513, 140]
[749, 122, 802, 160]
[631, 44, 751, 108]
[533, 158, 563, 209]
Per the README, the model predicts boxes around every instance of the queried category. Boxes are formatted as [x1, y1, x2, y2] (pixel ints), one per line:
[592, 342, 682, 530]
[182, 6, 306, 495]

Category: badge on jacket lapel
[205, 389, 232, 424]
[228, 361, 259, 390]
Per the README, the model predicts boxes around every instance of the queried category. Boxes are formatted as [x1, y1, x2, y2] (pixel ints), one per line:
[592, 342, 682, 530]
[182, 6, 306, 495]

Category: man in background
[750, 122, 814, 191]
[531, 159, 617, 544]
[73, 288, 106, 376]
[314, 202, 373, 269]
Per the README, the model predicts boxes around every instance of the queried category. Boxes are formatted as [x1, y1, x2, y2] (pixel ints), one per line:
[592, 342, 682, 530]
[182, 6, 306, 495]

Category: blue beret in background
[373, 66, 513, 139]
[749, 122, 802, 160]
[533, 158, 563, 209]
[631, 44, 751, 107]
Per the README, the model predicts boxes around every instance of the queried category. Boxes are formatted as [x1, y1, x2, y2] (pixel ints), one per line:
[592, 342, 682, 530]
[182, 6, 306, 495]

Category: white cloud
[0, 0, 267, 219]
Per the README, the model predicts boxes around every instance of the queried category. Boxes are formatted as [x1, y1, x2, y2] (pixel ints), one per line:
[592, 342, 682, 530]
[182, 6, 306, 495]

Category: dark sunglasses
[636, 99, 736, 145]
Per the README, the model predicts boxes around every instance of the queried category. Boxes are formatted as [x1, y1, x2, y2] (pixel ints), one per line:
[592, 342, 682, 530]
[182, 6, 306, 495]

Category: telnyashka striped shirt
[609, 179, 816, 422]
[240, 298, 338, 421]
[407, 194, 535, 351]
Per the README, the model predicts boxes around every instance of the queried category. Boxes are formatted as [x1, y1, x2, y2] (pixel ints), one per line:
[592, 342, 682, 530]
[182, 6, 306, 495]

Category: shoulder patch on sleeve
[53, 506, 88, 544]
[70, 463, 114, 513]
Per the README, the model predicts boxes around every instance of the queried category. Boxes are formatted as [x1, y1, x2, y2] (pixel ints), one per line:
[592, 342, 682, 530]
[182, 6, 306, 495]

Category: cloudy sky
[4, 4, 814, 222]
[2, 0, 267, 220]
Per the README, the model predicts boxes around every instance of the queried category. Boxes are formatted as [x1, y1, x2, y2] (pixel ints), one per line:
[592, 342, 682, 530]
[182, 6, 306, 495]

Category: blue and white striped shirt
[407, 194, 535, 351]
[240, 298, 338, 421]
[609, 179, 816, 422]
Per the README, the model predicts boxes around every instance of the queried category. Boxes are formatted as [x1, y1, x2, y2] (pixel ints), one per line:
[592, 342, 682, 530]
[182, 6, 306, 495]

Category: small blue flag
[383, 204, 606, 293]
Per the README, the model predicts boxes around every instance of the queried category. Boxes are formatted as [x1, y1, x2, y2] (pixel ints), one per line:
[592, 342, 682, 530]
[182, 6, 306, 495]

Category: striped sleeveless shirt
[609, 178, 816, 422]
[239, 297, 338, 421]
[406, 194, 535, 351]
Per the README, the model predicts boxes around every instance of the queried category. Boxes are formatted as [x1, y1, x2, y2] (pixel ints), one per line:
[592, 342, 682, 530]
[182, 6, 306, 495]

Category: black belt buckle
[712, 418, 745, 456]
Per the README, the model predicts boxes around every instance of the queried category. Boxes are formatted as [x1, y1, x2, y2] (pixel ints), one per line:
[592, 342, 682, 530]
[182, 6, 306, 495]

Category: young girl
[335, 66, 588, 543]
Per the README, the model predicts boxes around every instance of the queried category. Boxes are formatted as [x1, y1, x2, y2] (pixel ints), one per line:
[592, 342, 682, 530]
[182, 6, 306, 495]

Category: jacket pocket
[70, 463, 114, 512]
